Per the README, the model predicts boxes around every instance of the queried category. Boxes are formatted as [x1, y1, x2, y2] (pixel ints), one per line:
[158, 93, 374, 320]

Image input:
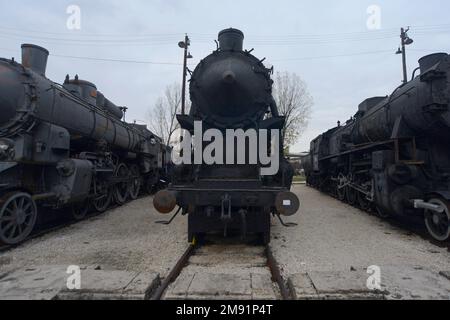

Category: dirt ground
[0, 184, 449, 299]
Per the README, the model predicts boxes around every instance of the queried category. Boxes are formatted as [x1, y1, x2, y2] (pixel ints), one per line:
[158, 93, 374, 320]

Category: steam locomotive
[302, 52, 450, 242]
[154, 29, 299, 244]
[0, 44, 169, 245]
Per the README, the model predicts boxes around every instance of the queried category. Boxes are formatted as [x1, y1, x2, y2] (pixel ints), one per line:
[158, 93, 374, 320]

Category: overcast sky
[1, 0, 449, 152]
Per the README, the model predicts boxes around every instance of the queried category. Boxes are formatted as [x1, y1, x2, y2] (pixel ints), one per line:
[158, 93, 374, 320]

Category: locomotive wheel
[424, 198, 450, 242]
[129, 165, 141, 200]
[375, 206, 391, 219]
[346, 187, 357, 206]
[93, 179, 112, 213]
[337, 187, 346, 202]
[336, 173, 347, 202]
[114, 163, 130, 205]
[0, 192, 37, 245]
[357, 193, 371, 212]
[93, 192, 112, 213]
[71, 198, 90, 221]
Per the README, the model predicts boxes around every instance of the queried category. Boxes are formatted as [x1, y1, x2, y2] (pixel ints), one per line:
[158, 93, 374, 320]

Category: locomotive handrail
[318, 137, 419, 162]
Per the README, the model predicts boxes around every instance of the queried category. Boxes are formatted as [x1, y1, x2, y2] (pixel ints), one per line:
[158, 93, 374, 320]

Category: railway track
[150, 237, 292, 300]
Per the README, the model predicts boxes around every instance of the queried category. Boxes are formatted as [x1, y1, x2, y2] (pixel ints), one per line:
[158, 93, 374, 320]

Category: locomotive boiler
[154, 29, 299, 244]
[302, 52, 450, 241]
[0, 44, 169, 245]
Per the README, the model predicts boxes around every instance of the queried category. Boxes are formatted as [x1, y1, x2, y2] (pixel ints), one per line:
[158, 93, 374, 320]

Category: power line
[271, 50, 394, 62]
[0, 25, 185, 38]
[0, 47, 186, 66]
[1, 23, 450, 47]
[0, 34, 182, 46]
[0, 31, 439, 48]
[0, 47, 414, 65]
[50, 53, 184, 65]
[0, 45, 446, 66]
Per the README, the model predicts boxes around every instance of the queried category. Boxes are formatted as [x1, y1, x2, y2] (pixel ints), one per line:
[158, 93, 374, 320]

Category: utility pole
[396, 27, 414, 84]
[178, 34, 192, 115]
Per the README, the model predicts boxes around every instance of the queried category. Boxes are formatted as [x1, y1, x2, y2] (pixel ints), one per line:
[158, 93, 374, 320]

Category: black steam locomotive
[154, 29, 299, 244]
[0, 44, 169, 245]
[302, 52, 450, 242]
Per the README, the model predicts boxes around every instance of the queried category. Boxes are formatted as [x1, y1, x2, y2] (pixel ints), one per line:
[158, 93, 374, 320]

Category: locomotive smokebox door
[275, 192, 300, 216]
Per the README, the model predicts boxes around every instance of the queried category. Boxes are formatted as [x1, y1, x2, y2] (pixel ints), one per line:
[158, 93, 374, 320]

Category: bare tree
[273, 71, 313, 149]
[148, 83, 189, 146]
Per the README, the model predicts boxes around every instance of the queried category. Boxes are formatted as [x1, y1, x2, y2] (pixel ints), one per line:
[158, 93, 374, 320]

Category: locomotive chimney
[21, 44, 49, 76]
[418, 53, 448, 74]
[218, 28, 244, 51]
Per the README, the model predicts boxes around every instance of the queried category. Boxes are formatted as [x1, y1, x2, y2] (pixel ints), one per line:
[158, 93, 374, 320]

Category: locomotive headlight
[150, 137, 157, 145]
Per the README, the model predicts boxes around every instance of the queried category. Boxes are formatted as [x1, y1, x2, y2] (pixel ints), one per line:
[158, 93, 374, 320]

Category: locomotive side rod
[149, 240, 293, 300]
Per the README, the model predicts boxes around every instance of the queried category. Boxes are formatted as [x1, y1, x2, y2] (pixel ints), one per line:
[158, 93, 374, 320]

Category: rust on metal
[153, 189, 177, 214]
[150, 244, 196, 300]
[266, 246, 292, 300]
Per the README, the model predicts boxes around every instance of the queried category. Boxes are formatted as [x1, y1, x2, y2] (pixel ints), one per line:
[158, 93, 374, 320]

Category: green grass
[293, 175, 306, 183]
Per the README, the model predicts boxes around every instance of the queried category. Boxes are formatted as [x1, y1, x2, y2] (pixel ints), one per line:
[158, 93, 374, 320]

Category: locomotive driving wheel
[357, 192, 371, 212]
[92, 178, 112, 213]
[0, 192, 37, 245]
[375, 205, 391, 219]
[337, 187, 346, 202]
[346, 187, 357, 206]
[424, 198, 450, 242]
[129, 165, 141, 200]
[71, 198, 90, 220]
[336, 173, 347, 202]
[114, 163, 130, 205]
